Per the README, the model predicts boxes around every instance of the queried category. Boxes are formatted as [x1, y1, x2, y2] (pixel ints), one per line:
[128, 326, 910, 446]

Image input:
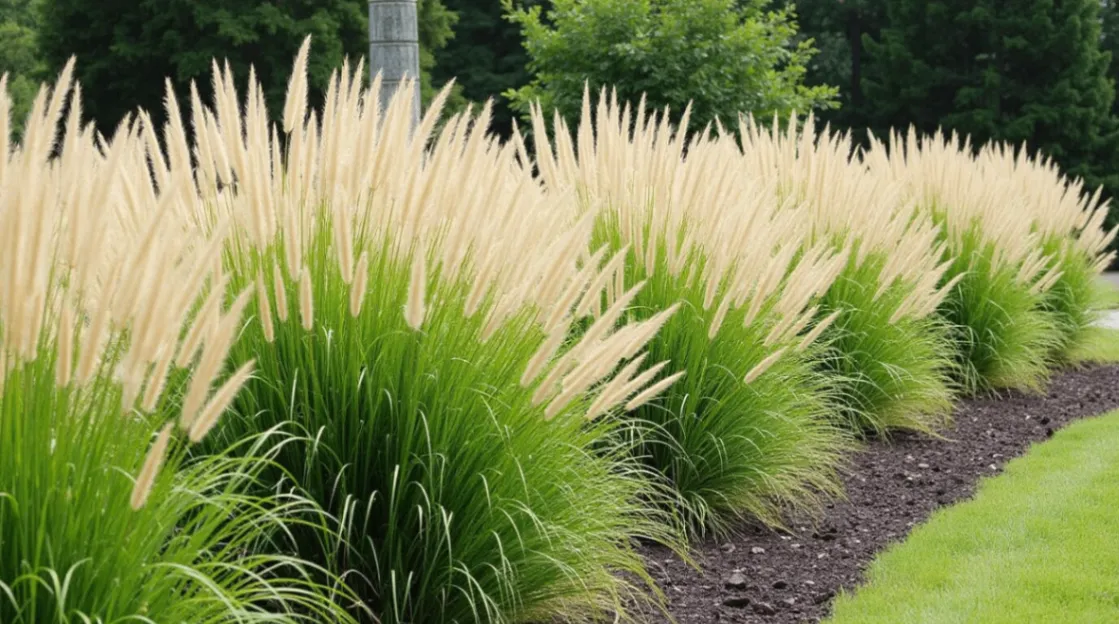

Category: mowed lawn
[827, 407, 1119, 624]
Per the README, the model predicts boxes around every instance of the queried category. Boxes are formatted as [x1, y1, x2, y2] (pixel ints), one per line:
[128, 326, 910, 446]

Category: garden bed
[637, 362, 1119, 623]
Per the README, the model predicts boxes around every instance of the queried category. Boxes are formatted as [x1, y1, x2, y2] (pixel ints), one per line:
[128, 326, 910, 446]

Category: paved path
[1101, 273, 1119, 328]
[1100, 310, 1119, 329]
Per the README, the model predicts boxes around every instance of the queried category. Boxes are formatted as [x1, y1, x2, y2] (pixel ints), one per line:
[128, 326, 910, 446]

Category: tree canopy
[430, 0, 548, 137]
[37, 0, 459, 132]
[862, 0, 1119, 178]
[0, 0, 46, 137]
[776, 0, 886, 135]
[503, 0, 837, 137]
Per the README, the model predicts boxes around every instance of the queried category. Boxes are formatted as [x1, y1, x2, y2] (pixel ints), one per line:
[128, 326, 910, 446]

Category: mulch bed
[636, 363, 1119, 623]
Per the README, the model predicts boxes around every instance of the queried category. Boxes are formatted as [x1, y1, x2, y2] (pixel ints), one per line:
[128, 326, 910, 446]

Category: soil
[636, 363, 1119, 624]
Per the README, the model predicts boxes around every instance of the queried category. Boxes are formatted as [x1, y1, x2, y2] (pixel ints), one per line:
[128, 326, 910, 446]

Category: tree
[861, 0, 1119, 194]
[1097, 1, 1119, 253]
[1101, 0, 1119, 114]
[416, 0, 467, 111]
[503, 0, 837, 138]
[776, 0, 886, 137]
[430, 0, 549, 138]
[0, 0, 47, 138]
[38, 0, 459, 133]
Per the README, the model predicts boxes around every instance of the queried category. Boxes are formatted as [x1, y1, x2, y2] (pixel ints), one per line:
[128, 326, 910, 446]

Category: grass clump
[827, 408, 1119, 624]
[528, 92, 854, 537]
[865, 129, 1065, 393]
[737, 117, 959, 435]
[935, 225, 1061, 392]
[1, 65, 353, 623]
[975, 143, 1119, 361]
[1035, 239, 1109, 360]
[812, 251, 959, 435]
[610, 238, 852, 537]
[173, 43, 681, 623]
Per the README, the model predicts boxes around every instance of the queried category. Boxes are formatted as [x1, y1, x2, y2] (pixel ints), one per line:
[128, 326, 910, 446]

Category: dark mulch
[636, 363, 1119, 623]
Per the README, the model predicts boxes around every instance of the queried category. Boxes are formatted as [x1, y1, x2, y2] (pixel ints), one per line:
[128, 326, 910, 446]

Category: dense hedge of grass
[3, 41, 1116, 623]
[863, 130, 1092, 394]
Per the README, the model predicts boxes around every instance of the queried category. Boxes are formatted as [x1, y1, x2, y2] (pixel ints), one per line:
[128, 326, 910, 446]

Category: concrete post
[368, 0, 421, 129]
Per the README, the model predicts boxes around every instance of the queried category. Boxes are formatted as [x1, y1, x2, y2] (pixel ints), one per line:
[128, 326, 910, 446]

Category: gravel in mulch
[636, 363, 1119, 623]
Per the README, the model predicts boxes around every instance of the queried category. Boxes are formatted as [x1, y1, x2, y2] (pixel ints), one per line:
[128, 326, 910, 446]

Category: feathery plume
[405, 251, 427, 330]
[282, 36, 312, 133]
[130, 422, 174, 510]
[743, 347, 788, 384]
[256, 271, 275, 342]
[624, 370, 687, 412]
[350, 251, 370, 317]
[299, 266, 314, 331]
[797, 310, 842, 352]
[189, 360, 256, 442]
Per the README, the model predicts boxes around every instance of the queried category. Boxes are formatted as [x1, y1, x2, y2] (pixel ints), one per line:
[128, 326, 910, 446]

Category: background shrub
[504, 0, 838, 137]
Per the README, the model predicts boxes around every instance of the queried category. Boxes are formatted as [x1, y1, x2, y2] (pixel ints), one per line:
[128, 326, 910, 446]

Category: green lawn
[827, 408, 1119, 624]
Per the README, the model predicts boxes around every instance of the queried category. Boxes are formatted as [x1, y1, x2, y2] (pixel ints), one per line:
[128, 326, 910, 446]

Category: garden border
[637, 363, 1119, 623]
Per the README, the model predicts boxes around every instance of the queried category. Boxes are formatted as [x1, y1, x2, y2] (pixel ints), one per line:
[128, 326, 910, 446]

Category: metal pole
[368, 0, 421, 129]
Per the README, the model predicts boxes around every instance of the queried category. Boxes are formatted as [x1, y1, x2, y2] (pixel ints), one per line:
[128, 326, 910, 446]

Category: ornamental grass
[0, 62, 355, 624]
[161, 41, 683, 623]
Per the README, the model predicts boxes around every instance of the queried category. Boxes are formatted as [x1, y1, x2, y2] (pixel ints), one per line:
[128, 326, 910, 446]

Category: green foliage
[817, 253, 957, 436]
[504, 0, 838, 137]
[936, 226, 1061, 393]
[1098, 0, 1119, 117]
[774, 0, 886, 138]
[37, 0, 462, 130]
[207, 224, 674, 623]
[1065, 326, 1119, 364]
[0, 0, 47, 138]
[861, 0, 1119, 218]
[431, 0, 548, 137]
[0, 332, 355, 623]
[1038, 238, 1105, 361]
[828, 408, 1119, 623]
[416, 0, 469, 112]
[38, 0, 366, 130]
[593, 218, 852, 538]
